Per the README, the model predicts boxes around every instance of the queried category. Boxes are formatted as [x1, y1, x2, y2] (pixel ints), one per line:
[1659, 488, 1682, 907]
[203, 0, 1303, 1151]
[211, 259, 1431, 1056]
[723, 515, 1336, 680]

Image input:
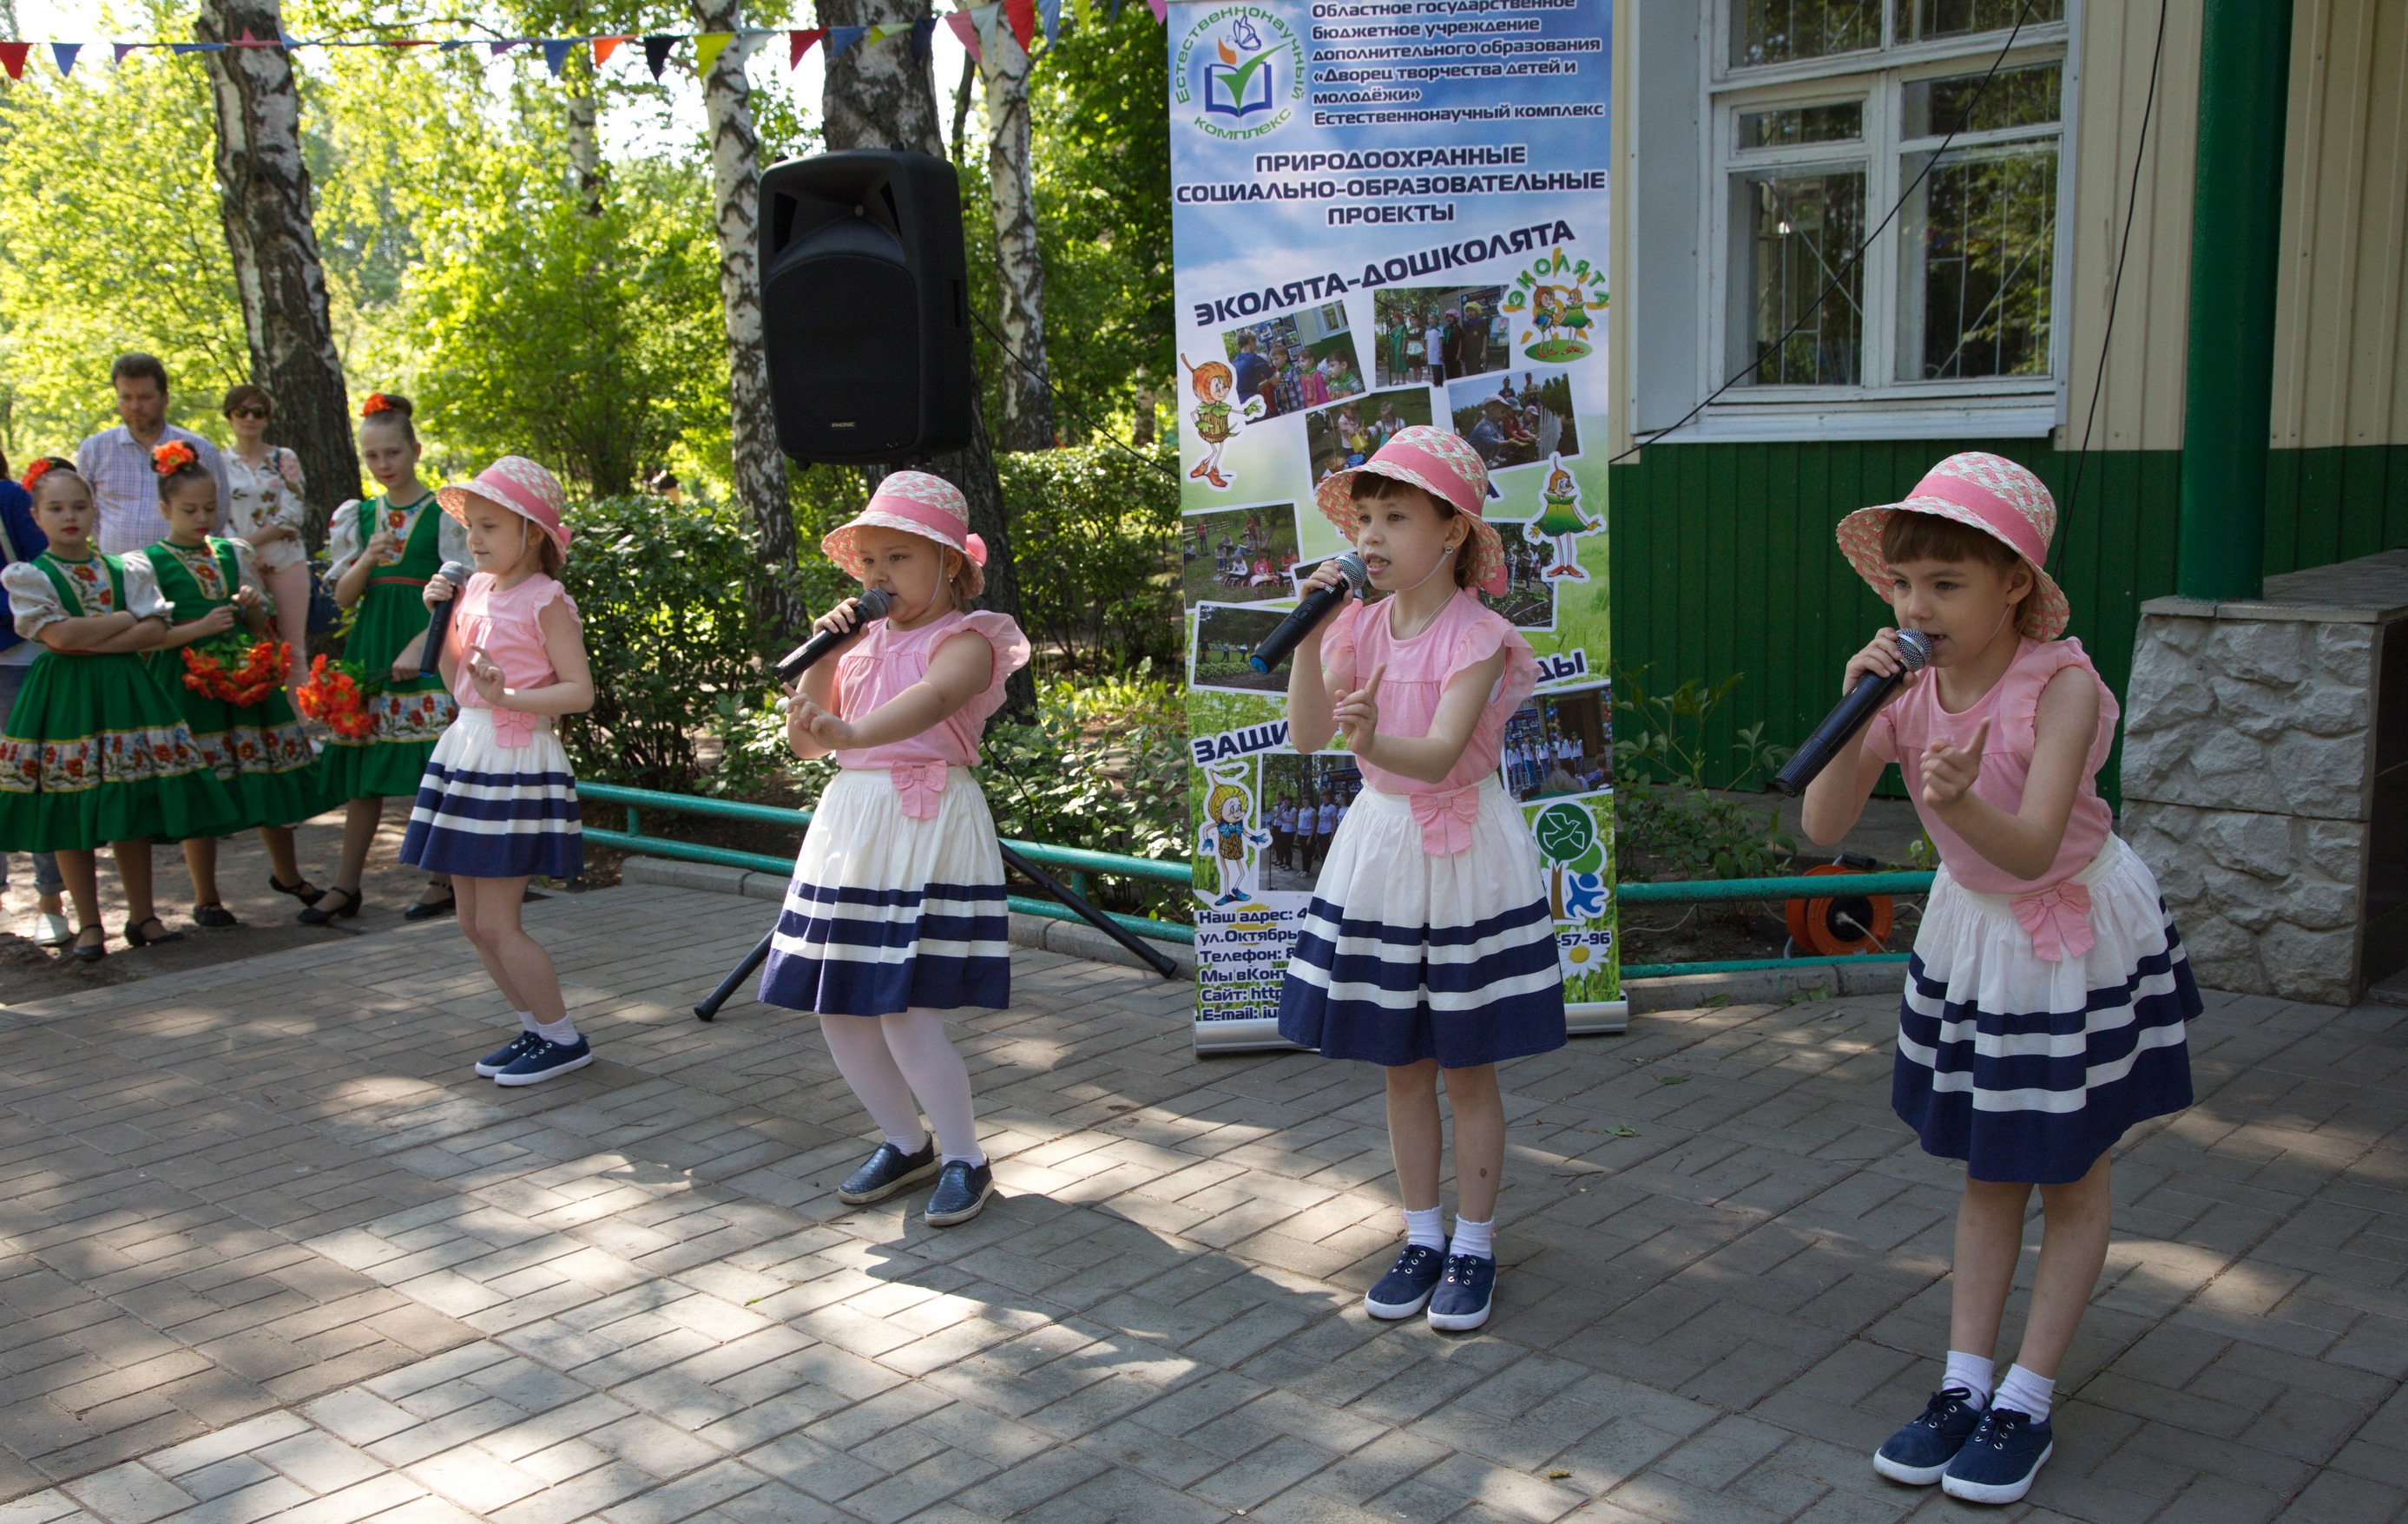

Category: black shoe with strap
[403, 884, 457, 922]
[123, 916, 184, 948]
[299, 886, 363, 925]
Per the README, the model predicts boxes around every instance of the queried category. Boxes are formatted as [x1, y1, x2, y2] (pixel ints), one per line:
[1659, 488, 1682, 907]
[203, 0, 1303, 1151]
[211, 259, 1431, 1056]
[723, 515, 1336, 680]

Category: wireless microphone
[418, 561, 477, 676]
[1248, 553, 1369, 673]
[775, 588, 894, 683]
[1769, 629, 1934, 798]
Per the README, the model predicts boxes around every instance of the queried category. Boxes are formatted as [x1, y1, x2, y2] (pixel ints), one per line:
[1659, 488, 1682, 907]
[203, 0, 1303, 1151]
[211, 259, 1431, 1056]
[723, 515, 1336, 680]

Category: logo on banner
[1502, 248, 1610, 364]
[1172, 6, 1302, 140]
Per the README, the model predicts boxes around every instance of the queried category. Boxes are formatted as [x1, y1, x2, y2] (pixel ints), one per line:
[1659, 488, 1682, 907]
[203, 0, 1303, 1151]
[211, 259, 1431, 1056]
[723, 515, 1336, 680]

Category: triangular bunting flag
[826, 24, 865, 56]
[1148, 0, 1167, 20]
[0, 43, 30, 79]
[1039, 0, 1061, 46]
[281, 31, 304, 48]
[1004, 0, 1036, 51]
[1069, 0, 1091, 31]
[787, 27, 823, 66]
[694, 31, 734, 74]
[488, 39, 523, 56]
[911, 16, 936, 59]
[113, 42, 140, 62]
[390, 39, 434, 49]
[439, 40, 474, 51]
[595, 34, 627, 63]
[169, 42, 227, 53]
[542, 37, 576, 75]
[51, 42, 80, 74]
[641, 34, 675, 77]
[945, 10, 981, 63]
[1109, 0, 1124, 19]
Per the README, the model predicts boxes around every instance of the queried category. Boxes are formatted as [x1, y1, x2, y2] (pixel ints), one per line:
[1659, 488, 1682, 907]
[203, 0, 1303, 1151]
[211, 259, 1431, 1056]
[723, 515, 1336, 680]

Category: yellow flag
[694, 31, 735, 74]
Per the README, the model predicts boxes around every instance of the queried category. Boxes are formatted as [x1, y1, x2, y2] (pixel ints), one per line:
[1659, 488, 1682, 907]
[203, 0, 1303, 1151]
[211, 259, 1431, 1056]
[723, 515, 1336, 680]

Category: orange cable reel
[1784, 860, 1894, 958]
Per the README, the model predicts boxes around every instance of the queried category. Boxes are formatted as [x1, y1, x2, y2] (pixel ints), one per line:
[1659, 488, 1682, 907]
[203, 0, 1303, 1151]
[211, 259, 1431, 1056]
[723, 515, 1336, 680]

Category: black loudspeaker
[760, 151, 973, 464]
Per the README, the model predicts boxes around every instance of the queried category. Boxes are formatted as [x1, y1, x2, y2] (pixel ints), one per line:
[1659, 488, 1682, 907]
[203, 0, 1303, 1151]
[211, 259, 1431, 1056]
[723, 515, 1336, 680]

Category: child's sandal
[194, 903, 239, 929]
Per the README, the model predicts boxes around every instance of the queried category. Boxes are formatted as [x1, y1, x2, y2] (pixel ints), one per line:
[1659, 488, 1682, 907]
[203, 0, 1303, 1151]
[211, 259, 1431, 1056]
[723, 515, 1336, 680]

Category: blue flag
[542, 38, 577, 76]
[51, 42, 80, 74]
[825, 24, 866, 57]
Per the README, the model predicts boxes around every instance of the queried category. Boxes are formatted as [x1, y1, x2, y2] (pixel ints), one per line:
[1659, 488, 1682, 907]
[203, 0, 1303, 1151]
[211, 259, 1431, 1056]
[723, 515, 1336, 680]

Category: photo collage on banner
[1170, 0, 1620, 1049]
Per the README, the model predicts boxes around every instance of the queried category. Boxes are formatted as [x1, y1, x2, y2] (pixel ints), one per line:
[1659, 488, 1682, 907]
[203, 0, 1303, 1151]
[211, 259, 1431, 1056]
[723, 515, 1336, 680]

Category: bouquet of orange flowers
[296, 654, 378, 739]
[183, 636, 291, 707]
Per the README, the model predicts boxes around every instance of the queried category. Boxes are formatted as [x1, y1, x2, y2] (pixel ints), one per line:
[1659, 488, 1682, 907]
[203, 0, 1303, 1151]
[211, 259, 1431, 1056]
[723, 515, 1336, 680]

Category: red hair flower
[152, 440, 197, 476]
[20, 459, 56, 492]
[360, 393, 395, 417]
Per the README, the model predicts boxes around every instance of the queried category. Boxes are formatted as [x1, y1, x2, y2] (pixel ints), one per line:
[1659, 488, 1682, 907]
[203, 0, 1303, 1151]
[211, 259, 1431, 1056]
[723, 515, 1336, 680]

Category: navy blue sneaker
[493, 1035, 594, 1087]
[475, 1033, 541, 1078]
[1425, 1252, 1495, 1331]
[1364, 1242, 1448, 1320]
[1941, 1407, 2052, 1505]
[924, 1159, 994, 1225]
[838, 1140, 938, 1205]
[1872, 1388, 1985, 1486]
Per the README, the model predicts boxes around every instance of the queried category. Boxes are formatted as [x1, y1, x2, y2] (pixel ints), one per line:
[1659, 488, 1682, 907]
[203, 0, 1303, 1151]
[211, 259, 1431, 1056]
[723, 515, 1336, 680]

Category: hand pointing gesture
[1332, 664, 1385, 754]
[1921, 717, 1990, 811]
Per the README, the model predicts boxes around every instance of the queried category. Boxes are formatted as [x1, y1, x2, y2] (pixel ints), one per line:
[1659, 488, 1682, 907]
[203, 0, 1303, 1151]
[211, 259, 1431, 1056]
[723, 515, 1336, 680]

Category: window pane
[1732, 169, 1865, 386]
[1911, 0, 2064, 40]
[1739, 102, 1864, 148]
[1899, 147, 2057, 381]
[1904, 62, 2061, 137]
[1731, 0, 1880, 69]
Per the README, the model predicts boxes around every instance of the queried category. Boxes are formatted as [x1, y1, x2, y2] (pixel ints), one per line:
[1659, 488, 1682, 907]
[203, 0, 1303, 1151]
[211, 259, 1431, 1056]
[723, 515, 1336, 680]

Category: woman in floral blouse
[220, 385, 311, 700]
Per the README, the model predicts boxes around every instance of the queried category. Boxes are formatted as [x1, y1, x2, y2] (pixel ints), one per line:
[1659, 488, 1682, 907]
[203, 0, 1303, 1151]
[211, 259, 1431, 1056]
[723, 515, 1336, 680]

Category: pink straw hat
[437, 456, 570, 555]
[821, 470, 987, 598]
[1313, 424, 1505, 595]
[1835, 451, 2069, 640]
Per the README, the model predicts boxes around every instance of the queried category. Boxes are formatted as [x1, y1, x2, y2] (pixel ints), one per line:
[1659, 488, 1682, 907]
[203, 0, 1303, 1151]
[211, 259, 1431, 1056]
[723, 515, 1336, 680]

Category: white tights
[818, 1007, 984, 1164]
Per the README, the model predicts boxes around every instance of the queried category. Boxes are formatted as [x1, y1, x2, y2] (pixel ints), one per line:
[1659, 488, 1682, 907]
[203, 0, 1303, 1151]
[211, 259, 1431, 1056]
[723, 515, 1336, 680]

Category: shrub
[995, 445, 1179, 673]
[1614, 665, 1795, 881]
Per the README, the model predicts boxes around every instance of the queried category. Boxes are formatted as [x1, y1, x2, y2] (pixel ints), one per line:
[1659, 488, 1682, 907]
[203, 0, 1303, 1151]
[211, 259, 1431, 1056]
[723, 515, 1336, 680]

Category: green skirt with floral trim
[0, 651, 241, 851]
[147, 651, 332, 831]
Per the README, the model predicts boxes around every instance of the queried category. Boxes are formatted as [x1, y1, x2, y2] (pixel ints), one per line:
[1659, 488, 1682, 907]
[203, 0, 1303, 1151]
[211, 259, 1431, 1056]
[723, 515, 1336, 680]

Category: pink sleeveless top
[447, 572, 575, 748]
[1322, 588, 1538, 854]
[1864, 637, 2118, 958]
[831, 609, 1031, 818]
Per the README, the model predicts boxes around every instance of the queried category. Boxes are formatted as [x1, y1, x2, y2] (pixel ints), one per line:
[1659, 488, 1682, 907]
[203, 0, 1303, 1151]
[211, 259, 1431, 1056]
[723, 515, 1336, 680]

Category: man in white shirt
[76, 354, 230, 557]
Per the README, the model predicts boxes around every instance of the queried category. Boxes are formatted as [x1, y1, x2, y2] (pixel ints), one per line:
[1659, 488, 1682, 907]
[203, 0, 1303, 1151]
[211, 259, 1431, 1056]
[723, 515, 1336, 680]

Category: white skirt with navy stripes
[758, 765, 1012, 1018]
[1895, 834, 2198, 1185]
[1276, 778, 1566, 1068]
[397, 708, 582, 880]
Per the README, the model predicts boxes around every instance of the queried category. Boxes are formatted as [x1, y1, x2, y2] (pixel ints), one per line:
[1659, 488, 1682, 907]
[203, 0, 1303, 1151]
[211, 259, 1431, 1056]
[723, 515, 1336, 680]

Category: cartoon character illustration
[1503, 249, 1610, 363]
[1531, 454, 1598, 580]
[1181, 353, 1265, 490]
[1199, 768, 1271, 906]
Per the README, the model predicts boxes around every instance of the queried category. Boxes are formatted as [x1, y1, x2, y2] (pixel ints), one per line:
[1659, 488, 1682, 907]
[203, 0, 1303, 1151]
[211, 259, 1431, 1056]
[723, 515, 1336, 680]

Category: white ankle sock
[516, 1010, 540, 1034]
[1992, 1363, 2055, 1423]
[1944, 1350, 1995, 1406]
[1403, 1206, 1444, 1251]
[1451, 1216, 1495, 1260]
[533, 1016, 579, 1046]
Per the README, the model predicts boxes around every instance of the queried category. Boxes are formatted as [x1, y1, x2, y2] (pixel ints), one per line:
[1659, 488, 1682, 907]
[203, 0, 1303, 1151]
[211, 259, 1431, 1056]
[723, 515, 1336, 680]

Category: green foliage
[995, 444, 1179, 672]
[557, 492, 763, 789]
[1614, 664, 1797, 881]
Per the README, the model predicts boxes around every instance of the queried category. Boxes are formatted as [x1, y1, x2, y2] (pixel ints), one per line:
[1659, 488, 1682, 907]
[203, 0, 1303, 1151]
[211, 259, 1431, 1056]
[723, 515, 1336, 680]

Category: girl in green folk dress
[0, 459, 236, 960]
[135, 444, 326, 927]
[299, 393, 465, 925]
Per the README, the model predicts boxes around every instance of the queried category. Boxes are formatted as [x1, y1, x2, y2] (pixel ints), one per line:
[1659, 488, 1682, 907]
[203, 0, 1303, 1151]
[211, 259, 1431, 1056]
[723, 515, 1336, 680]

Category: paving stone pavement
[1, 884, 2403, 1524]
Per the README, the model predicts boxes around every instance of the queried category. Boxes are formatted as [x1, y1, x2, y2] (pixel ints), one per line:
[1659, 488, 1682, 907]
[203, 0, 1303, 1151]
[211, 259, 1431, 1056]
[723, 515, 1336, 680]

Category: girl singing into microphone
[762, 472, 1030, 1227]
[403, 457, 594, 1087]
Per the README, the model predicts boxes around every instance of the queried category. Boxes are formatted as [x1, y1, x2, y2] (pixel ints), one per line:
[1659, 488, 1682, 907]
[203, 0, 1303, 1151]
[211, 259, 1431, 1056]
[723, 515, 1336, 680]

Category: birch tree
[195, 0, 359, 535]
[818, 0, 1035, 713]
[983, 25, 1054, 450]
[692, 0, 806, 640]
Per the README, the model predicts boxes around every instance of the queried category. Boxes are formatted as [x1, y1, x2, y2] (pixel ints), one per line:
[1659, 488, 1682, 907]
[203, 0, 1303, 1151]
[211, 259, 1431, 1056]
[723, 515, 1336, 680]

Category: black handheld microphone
[418, 561, 477, 676]
[1770, 630, 1933, 798]
[776, 588, 893, 683]
[1248, 553, 1369, 673]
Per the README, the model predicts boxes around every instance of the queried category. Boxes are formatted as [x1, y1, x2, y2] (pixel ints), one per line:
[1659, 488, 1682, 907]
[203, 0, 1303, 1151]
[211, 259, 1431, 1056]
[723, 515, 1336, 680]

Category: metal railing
[1615, 870, 1933, 981]
[576, 781, 1195, 945]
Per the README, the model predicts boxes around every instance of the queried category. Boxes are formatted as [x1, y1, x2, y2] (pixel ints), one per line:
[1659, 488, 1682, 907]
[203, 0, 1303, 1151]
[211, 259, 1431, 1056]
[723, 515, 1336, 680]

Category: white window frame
[1665, 2, 2078, 443]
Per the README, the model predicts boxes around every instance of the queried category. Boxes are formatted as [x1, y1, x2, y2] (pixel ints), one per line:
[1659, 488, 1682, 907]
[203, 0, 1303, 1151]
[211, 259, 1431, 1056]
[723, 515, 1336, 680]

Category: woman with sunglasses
[220, 385, 311, 705]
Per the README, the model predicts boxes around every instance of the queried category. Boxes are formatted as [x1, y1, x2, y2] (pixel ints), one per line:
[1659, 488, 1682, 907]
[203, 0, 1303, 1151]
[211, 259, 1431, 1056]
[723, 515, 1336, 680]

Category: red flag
[594, 34, 627, 63]
[787, 27, 825, 66]
[0, 43, 30, 79]
[1004, 0, 1035, 50]
[944, 10, 982, 64]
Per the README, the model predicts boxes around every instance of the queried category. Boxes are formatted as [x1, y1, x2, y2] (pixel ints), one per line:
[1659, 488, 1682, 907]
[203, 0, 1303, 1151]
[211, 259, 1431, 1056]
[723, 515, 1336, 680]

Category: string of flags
[0, 0, 1166, 83]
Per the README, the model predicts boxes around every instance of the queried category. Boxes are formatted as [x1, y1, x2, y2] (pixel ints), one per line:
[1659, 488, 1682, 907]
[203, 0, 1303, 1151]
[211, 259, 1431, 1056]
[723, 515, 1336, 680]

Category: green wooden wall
[1608, 441, 2408, 803]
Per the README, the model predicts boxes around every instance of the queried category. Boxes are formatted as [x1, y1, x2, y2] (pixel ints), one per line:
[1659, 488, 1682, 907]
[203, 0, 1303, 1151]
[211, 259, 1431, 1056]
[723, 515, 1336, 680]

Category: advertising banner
[1170, 0, 1621, 1049]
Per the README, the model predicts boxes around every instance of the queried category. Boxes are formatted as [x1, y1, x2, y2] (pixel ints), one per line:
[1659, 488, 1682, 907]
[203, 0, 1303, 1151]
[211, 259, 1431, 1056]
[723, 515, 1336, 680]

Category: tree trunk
[819, 0, 1035, 713]
[1132, 382, 1156, 447]
[195, 0, 359, 544]
[565, 57, 604, 216]
[983, 26, 1055, 451]
[948, 49, 976, 166]
[693, 0, 806, 644]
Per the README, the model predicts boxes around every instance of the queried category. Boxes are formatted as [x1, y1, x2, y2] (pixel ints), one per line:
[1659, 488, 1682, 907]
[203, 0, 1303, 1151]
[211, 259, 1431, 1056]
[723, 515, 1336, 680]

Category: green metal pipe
[1616, 871, 1932, 903]
[2176, 0, 2294, 601]
[1622, 953, 1910, 980]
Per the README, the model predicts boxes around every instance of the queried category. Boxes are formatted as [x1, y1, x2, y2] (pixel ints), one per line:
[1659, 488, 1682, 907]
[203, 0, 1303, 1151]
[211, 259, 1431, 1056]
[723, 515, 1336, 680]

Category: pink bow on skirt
[488, 706, 538, 750]
[891, 761, 949, 819]
[2011, 880, 2095, 962]
[1408, 785, 1481, 856]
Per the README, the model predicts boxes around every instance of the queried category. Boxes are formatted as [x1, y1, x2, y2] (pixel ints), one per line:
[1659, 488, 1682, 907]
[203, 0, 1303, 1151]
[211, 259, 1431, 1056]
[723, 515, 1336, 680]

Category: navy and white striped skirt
[758, 765, 1011, 1017]
[1277, 778, 1566, 1068]
[1896, 834, 2198, 1185]
[397, 708, 582, 880]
